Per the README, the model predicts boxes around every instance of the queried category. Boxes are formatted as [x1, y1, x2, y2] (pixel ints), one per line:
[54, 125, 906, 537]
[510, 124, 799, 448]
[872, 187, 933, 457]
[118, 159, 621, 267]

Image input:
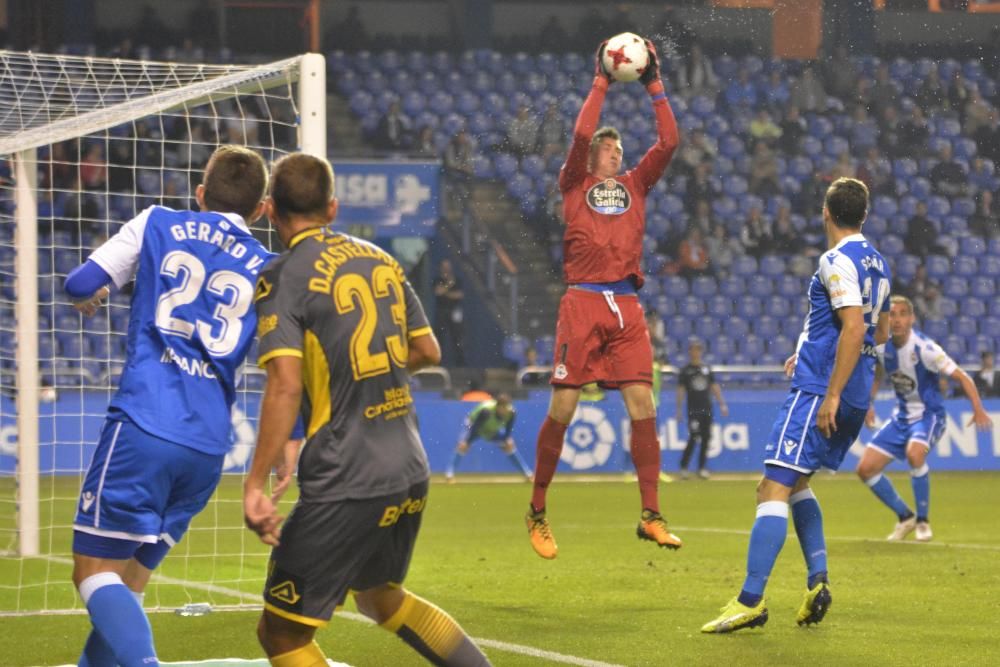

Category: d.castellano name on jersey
[254, 228, 432, 502]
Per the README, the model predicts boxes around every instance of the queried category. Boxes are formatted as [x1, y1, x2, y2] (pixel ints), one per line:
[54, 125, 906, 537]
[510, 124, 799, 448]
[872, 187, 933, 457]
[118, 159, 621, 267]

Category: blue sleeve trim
[650, 93, 667, 102]
[64, 260, 112, 299]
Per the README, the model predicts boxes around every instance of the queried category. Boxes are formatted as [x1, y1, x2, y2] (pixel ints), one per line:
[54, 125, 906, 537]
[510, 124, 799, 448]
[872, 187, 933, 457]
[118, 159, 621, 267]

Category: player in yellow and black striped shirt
[243, 153, 490, 666]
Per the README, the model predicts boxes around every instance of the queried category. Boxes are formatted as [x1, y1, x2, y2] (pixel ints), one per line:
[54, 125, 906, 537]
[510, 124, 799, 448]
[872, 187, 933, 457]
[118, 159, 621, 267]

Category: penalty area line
[36, 555, 624, 667]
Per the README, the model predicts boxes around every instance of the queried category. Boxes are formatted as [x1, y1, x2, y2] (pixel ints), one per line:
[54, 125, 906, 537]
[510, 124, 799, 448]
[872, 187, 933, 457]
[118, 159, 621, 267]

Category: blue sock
[790, 488, 828, 589]
[79, 629, 115, 667]
[80, 573, 158, 667]
[737, 501, 788, 607]
[446, 449, 464, 477]
[863, 473, 913, 520]
[910, 464, 930, 522]
[507, 448, 532, 477]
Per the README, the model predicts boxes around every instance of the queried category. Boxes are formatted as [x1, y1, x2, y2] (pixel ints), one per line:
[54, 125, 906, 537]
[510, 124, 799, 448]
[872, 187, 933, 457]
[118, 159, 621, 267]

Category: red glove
[639, 39, 661, 87]
[594, 40, 612, 83]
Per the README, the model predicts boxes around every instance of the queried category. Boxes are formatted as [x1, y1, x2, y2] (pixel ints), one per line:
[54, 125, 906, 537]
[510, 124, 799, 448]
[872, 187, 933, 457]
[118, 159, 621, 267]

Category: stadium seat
[502, 334, 529, 366]
[661, 275, 689, 297]
[943, 335, 967, 358]
[738, 336, 765, 358]
[924, 255, 951, 280]
[879, 234, 905, 256]
[711, 335, 735, 359]
[747, 275, 773, 295]
[759, 255, 785, 277]
[652, 295, 673, 319]
[765, 295, 791, 318]
[679, 296, 705, 318]
[731, 255, 758, 276]
[754, 315, 779, 338]
[962, 297, 987, 318]
[922, 319, 949, 340]
[970, 334, 994, 355]
[696, 315, 724, 340]
[736, 298, 762, 320]
[691, 276, 717, 298]
[707, 295, 732, 317]
[954, 315, 979, 336]
[959, 236, 987, 257]
[937, 298, 959, 319]
[666, 316, 692, 340]
[970, 277, 996, 299]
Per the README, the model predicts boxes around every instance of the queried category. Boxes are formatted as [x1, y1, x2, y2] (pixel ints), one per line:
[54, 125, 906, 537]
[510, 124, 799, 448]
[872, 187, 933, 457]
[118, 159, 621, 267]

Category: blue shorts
[763, 390, 867, 477]
[867, 413, 946, 460]
[73, 417, 224, 564]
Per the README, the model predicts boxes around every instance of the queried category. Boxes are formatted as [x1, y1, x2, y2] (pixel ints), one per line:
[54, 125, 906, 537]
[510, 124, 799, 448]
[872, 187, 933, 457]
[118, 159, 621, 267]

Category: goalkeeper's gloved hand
[594, 40, 612, 83]
[639, 38, 662, 88]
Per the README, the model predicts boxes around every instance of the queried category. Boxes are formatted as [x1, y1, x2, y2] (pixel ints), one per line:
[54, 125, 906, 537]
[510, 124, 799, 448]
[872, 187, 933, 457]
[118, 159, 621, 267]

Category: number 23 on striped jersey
[334, 265, 408, 380]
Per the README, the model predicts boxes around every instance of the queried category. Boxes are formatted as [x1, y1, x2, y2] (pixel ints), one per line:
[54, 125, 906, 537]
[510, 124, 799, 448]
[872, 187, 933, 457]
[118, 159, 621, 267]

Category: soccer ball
[602, 32, 649, 83]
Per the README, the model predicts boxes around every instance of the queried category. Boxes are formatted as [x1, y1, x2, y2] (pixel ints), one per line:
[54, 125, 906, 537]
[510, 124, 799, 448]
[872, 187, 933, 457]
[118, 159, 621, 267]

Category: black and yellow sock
[270, 640, 327, 667]
[380, 591, 491, 666]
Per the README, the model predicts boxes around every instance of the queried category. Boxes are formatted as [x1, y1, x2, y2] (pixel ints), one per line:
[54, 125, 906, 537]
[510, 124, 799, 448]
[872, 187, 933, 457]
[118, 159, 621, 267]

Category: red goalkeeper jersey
[559, 77, 679, 289]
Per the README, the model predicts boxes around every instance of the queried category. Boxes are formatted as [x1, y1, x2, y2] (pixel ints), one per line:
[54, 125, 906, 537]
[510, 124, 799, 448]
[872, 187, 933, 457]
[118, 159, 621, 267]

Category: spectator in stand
[656, 6, 696, 55]
[850, 105, 879, 152]
[79, 143, 107, 191]
[878, 105, 905, 159]
[537, 15, 571, 53]
[899, 106, 931, 158]
[675, 43, 719, 97]
[507, 104, 540, 158]
[326, 5, 369, 52]
[678, 128, 717, 175]
[779, 105, 807, 155]
[973, 111, 1000, 164]
[677, 227, 710, 278]
[749, 141, 779, 196]
[107, 140, 134, 194]
[46, 141, 75, 191]
[372, 100, 410, 151]
[964, 89, 994, 137]
[724, 68, 758, 111]
[749, 109, 782, 145]
[971, 189, 1000, 239]
[857, 147, 895, 196]
[975, 352, 1000, 398]
[685, 162, 717, 213]
[916, 68, 947, 111]
[789, 65, 827, 113]
[948, 70, 971, 118]
[705, 224, 741, 277]
[830, 151, 857, 180]
[893, 264, 930, 301]
[741, 204, 772, 258]
[414, 126, 437, 158]
[690, 199, 715, 237]
[868, 63, 900, 118]
[761, 70, 790, 112]
[913, 281, 944, 321]
[823, 45, 859, 101]
[433, 259, 465, 366]
[771, 204, 803, 255]
[969, 157, 996, 193]
[930, 143, 968, 197]
[536, 103, 566, 161]
[646, 311, 667, 361]
[444, 129, 474, 220]
[905, 201, 945, 257]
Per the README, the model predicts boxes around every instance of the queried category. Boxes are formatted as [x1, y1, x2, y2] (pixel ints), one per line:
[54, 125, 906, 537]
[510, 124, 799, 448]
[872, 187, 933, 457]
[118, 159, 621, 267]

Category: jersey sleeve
[630, 84, 680, 194]
[403, 277, 432, 340]
[559, 77, 609, 193]
[818, 251, 863, 310]
[255, 261, 305, 367]
[920, 340, 958, 377]
[88, 207, 152, 288]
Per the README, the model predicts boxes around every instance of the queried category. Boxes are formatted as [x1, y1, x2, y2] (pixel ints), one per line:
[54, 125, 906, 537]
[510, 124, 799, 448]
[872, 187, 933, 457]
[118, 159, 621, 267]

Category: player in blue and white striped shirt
[703, 178, 890, 635]
[857, 295, 992, 543]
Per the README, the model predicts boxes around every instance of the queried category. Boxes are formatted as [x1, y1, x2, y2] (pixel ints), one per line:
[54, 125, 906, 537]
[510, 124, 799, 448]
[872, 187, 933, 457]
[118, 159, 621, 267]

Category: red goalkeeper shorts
[549, 287, 653, 389]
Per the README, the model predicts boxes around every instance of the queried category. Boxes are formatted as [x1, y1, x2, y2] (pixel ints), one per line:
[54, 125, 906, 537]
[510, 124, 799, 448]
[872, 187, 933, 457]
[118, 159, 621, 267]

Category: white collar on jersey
[218, 212, 250, 234]
[832, 232, 866, 251]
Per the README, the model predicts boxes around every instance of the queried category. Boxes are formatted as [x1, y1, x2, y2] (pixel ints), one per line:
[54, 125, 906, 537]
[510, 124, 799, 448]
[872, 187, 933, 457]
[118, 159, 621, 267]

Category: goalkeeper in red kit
[524, 39, 680, 559]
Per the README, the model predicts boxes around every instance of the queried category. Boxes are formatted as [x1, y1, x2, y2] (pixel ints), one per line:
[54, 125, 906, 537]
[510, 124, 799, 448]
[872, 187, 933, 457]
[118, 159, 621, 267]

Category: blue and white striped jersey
[877, 331, 957, 423]
[792, 233, 891, 409]
[89, 205, 274, 455]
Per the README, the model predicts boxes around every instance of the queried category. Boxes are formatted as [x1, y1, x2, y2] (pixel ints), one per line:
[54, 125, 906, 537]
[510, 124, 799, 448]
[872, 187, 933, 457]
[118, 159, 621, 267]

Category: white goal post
[0, 50, 325, 614]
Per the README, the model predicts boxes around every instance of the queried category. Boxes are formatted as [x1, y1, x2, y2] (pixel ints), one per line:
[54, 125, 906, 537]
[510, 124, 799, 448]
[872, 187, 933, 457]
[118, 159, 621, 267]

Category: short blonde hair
[890, 295, 913, 313]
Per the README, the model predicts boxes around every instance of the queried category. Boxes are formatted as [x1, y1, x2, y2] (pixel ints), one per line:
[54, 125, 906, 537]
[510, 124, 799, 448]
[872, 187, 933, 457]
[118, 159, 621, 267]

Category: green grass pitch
[2, 472, 999, 666]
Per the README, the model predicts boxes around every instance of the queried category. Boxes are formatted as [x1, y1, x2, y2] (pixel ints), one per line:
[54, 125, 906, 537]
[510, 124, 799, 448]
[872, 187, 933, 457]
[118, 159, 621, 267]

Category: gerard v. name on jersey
[169, 220, 269, 275]
[585, 179, 632, 215]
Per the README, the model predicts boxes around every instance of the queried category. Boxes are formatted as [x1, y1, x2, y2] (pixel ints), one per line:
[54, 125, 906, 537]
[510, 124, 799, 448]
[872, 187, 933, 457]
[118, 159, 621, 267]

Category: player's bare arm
[949, 366, 994, 430]
[408, 331, 442, 372]
[712, 383, 729, 417]
[71, 286, 110, 317]
[244, 355, 302, 546]
[817, 305, 865, 437]
[865, 363, 885, 429]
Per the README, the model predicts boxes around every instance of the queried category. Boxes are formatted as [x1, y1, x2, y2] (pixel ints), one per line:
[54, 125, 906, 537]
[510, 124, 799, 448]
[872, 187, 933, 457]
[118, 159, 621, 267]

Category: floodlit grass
[2, 472, 999, 666]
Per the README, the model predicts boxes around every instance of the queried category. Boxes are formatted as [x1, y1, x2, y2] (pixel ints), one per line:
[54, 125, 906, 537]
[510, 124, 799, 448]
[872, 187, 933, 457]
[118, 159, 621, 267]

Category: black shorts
[263, 479, 429, 626]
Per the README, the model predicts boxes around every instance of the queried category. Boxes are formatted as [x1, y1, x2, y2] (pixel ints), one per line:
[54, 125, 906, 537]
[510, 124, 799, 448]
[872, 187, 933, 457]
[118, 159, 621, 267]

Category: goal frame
[9, 51, 326, 558]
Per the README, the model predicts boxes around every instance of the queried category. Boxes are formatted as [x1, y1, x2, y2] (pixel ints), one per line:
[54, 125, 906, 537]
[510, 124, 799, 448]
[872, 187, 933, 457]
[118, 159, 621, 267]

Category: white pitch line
[672, 525, 1000, 552]
[31, 555, 624, 667]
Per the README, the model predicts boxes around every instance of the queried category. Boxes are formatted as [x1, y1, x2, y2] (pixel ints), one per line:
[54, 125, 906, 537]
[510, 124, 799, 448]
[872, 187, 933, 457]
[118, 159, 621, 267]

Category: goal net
[0, 50, 325, 615]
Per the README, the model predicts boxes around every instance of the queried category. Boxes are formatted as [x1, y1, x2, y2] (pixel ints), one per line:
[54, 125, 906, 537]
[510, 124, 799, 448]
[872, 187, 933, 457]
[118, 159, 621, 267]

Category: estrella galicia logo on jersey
[560, 405, 615, 470]
[254, 276, 272, 302]
[268, 580, 302, 605]
[585, 179, 631, 215]
[889, 370, 917, 395]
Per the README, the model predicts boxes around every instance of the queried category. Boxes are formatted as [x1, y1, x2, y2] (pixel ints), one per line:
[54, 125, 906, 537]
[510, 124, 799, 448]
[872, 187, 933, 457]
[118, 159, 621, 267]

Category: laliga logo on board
[561, 405, 616, 470]
[224, 405, 256, 471]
